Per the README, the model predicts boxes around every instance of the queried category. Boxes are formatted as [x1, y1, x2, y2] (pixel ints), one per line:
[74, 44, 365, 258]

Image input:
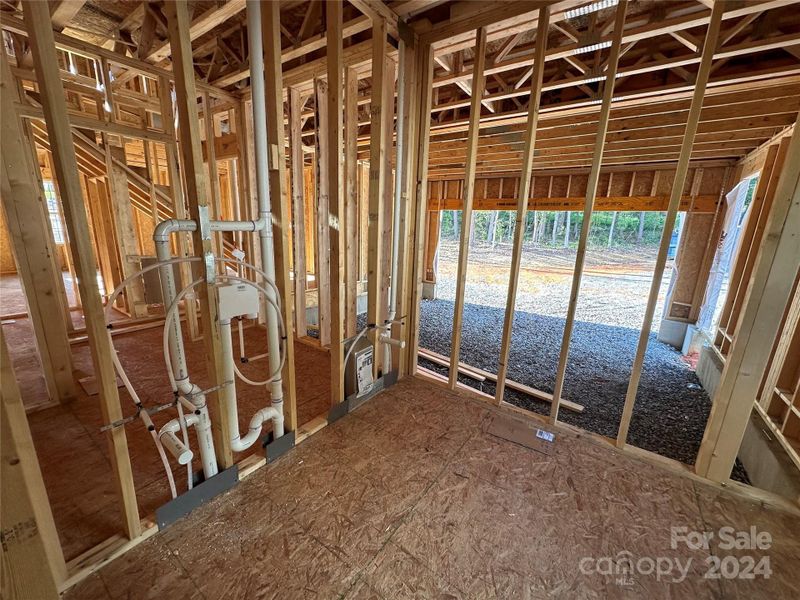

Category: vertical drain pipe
[382, 39, 407, 375]
[247, 0, 284, 437]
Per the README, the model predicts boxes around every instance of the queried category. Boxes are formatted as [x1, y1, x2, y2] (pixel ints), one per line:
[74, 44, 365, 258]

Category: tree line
[439, 210, 670, 249]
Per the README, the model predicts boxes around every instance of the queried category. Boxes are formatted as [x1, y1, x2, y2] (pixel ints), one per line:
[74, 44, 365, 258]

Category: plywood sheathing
[3, 306, 329, 561]
[63, 377, 799, 599]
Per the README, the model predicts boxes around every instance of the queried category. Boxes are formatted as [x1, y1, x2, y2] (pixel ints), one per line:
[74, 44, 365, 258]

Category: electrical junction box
[344, 334, 374, 399]
[217, 282, 260, 321]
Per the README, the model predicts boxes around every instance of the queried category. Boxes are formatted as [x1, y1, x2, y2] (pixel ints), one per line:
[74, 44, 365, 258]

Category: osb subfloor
[65, 377, 800, 600]
[1, 273, 332, 561]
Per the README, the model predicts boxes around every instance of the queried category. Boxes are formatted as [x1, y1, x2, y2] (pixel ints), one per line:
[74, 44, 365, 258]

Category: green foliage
[438, 209, 669, 248]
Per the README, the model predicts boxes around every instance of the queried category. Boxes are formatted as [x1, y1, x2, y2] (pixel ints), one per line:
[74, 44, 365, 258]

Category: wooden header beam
[427, 194, 720, 213]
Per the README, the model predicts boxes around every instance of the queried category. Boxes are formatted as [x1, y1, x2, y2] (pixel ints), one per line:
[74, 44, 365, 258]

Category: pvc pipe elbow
[379, 334, 406, 349]
[254, 406, 280, 428]
[160, 414, 199, 436]
[174, 378, 195, 396]
[153, 219, 196, 243]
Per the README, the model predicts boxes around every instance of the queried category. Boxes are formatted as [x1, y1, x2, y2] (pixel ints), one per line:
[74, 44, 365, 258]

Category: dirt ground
[433, 239, 671, 329]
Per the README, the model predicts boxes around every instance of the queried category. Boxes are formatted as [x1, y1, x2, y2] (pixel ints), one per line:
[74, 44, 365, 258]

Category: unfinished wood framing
[23, 0, 142, 545]
[495, 6, 550, 404]
[697, 114, 800, 481]
[715, 139, 789, 355]
[5, 2, 800, 593]
[0, 47, 75, 405]
[262, 0, 299, 433]
[158, 74, 200, 340]
[758, 274, 800, 468]
[0, 328, 63, 594]
[327, 0, 345, 404]
[617, 1, 725, 447]
[164, 0, 232, 468]
[344, 67, 359, 339]
[549, 0, 628, 422]
[289, 87, 308, 337]
[107, 149, 147, 318]
[405, 41, 435, 377]
[392, 36, 419, 377]
[314, 77, 332, 347]
[366, 17, 388, 376]
[448, 26, 487, 390]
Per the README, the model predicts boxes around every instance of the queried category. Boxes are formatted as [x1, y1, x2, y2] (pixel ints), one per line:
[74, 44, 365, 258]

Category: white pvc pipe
[161, 276, 287, 448]
[246, 0, 285, 426]
[161, 275, 286, 393]
[159, 413, 199, 464]
[152, 251, 218, 482]
[175, 397, 192, 489]
[160, 431, 193, 465]
[220, 319, 283, 450]
[104, 252, 285, 489]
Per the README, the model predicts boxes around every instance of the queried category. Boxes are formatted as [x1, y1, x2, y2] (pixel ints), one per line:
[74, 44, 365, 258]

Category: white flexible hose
[105, 329, 178, 499]
[233, 360, 268, 387]
[161, 276, 286, 394]
[237, 318, 246, 359]
[148, 428, 177, 499]
[343, 321, 396, 372]
[176, 400, 192, 491]
[104, 256, 201, 321]
[103, 255, 286, 495]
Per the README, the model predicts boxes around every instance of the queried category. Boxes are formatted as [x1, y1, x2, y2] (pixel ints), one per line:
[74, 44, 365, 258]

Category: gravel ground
[433, 240, 670, 327]
[418, 241, 749, 481]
